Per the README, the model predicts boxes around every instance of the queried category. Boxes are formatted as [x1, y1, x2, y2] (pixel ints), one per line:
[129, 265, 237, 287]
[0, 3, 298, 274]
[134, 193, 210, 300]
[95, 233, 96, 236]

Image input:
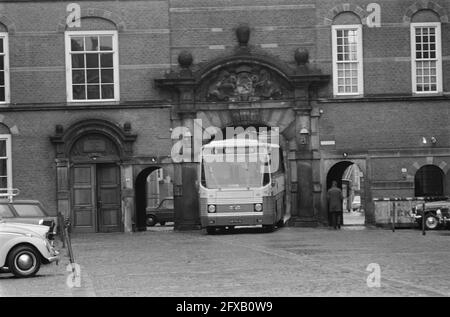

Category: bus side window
[201, 164, 206, 187]
[263, 172, 270, 186]
[278, 148, 285, 173]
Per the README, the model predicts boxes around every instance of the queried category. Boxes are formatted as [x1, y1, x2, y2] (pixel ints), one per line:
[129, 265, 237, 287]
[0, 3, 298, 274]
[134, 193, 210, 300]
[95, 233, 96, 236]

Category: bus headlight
[208, 205, 216, 213]
[254, 203, 263, 212]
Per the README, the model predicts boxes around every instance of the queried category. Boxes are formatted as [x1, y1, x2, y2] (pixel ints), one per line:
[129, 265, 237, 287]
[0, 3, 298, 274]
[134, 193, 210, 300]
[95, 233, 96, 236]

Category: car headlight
[254, 203, 263, 212]
[208, 205, 216, 213]
[38, 219, 44, 225]
[436, 209, 442, 216]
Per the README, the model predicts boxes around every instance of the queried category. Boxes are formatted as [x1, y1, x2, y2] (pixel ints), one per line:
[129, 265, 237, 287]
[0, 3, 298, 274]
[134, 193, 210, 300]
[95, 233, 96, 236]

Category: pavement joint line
[197, 234, 450, 297]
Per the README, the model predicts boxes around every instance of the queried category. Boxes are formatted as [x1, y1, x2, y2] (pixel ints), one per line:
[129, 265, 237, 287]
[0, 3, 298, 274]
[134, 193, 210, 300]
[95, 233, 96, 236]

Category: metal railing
[0, 188, 20, 202]
[373, 196, 449, 236]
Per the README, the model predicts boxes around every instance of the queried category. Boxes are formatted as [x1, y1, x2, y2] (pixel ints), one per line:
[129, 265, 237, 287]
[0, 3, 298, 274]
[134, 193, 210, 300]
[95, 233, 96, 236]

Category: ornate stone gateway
[156, 24, 330, 229]
[50, 119, 137, 233]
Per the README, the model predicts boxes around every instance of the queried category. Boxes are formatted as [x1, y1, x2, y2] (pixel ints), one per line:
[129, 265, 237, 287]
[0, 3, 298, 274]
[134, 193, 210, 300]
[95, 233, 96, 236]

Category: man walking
[327, 180, 343, 229]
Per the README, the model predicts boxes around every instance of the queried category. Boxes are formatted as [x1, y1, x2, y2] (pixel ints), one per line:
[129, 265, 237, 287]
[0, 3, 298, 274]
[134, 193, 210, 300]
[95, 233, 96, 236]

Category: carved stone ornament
[206, 65, 284, 102]
[70, 133, 120, 161]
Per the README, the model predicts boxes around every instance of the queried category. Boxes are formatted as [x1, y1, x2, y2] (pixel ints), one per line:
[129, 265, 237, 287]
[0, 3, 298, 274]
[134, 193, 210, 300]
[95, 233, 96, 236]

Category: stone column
[55, 158, 70, 219]
[173, 114, 201, 230]
[294, 109, 316, 226]
[121, 164, 134, 233]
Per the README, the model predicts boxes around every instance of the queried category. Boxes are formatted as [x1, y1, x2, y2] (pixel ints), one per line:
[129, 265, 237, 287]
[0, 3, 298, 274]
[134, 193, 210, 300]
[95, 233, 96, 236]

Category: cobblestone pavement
[1, 226, 450, 297]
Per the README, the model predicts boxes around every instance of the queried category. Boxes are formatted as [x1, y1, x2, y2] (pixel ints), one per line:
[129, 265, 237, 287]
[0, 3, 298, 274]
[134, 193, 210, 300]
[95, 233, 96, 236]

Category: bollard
[391, 201, 396, 232]
[422, 202, 426, 236]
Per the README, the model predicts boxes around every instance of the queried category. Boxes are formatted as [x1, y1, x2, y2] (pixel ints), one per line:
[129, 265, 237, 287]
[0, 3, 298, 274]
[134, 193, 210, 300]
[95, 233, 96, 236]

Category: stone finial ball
[295, 48, 309, 65]
[178, 50, 193, 68]
[236, 24, 251, 46]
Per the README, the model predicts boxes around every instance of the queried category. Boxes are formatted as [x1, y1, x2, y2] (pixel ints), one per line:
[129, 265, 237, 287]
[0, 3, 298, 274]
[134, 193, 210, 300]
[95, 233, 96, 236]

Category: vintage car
[0, 200, 57, 238]
[146, 198, 174, 226]
[0, 221, 59, 278]
[0, 200, 56, 226]
[412, 200, 450, 230]
[351, 196, 361, 211]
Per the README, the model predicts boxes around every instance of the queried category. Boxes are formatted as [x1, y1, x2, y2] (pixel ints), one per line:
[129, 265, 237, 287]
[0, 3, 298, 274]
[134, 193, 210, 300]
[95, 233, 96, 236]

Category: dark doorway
[135, 166, 174, 231]
[414, 165, 444, 197]
[135, 167, 160, 231]
[326, 161, 365, 226]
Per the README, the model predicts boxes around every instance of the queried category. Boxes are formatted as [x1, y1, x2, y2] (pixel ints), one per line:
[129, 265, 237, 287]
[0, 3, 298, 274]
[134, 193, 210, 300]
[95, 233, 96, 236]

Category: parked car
[0, 221, 60, 277]
[351, 196, 361, 211]
[0, 200, 57, 238]
[146, 198, 174, 226]
[412, 199, 450, 230]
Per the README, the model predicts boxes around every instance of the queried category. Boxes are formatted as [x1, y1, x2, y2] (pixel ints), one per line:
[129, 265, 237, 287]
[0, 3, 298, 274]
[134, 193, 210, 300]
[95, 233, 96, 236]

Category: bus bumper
[201, 212, 274, 228]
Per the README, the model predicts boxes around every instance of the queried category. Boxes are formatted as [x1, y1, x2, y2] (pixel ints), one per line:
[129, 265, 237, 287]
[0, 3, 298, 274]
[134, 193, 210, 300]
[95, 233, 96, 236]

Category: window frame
[0, 134, 12, 190]
[331, 24, 364, 97]
[64, 30, 120, 103]
[0, 33, 10, 105]
[410, 22, 442, 95]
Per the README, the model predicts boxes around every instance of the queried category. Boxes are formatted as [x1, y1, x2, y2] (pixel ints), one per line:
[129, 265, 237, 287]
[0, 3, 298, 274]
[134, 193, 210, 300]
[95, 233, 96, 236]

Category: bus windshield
[202, 159, 269, 189]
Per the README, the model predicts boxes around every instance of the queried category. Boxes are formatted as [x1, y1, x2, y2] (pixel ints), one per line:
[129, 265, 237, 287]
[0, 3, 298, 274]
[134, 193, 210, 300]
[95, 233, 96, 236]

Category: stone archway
[414, 164, 445, 197]
[324, 159, 367, 226]
[156, 24, 330, 229]
[50, 119, 137, 232]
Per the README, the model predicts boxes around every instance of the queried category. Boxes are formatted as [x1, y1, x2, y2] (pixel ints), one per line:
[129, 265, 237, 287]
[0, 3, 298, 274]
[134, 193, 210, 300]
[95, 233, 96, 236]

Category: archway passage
[135, 166, 174, 231]
[326, 161, 365, 226]
[414, 165, 444, 197]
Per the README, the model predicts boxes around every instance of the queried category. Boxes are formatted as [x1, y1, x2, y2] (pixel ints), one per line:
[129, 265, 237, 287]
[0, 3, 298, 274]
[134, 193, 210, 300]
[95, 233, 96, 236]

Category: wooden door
[72, 165, 96, 232]
[96, 164, 121, 232]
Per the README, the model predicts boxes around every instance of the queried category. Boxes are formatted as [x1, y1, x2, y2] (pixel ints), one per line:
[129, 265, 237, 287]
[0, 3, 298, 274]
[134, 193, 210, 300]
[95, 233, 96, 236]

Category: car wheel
[424, 214, 439, 230]
[8, 245, 41, 278]
[146, 215, 157, 227]
[159, 221, 166, 226]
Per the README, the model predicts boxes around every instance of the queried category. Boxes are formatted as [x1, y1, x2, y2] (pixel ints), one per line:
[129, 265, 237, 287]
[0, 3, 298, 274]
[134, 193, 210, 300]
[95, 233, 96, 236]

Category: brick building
[0, 0, 449, 232]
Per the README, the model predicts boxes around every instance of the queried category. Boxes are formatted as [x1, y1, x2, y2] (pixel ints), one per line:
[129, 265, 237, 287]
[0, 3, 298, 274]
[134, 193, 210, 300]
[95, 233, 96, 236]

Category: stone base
[288, 217, 319, 227]
[174, 223, 202, 231]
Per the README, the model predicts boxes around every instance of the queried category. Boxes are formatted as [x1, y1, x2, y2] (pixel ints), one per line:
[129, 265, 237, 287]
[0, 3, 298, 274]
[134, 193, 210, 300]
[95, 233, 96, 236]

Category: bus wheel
[263, 225, 275, 233]
[206, 227, 216, 235]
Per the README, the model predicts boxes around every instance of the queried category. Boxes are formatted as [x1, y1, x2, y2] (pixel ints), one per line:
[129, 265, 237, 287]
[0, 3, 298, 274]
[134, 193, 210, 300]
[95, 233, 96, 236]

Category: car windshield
[160, 199, 174, 209]
[0, 205, 14, 218]
[13, 204, 46, 217]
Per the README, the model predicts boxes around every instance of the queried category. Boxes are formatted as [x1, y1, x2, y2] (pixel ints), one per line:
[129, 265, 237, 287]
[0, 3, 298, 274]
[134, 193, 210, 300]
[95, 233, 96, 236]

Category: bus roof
[202, 139, 280, 149]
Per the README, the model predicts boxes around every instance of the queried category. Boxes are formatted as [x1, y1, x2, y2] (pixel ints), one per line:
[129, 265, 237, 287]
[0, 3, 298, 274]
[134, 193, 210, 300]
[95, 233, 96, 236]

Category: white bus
[199, 138, 285, 234]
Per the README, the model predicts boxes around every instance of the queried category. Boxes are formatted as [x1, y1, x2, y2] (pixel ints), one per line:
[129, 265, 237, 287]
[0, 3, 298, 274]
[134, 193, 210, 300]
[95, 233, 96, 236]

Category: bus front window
[202, 160, 266, 189]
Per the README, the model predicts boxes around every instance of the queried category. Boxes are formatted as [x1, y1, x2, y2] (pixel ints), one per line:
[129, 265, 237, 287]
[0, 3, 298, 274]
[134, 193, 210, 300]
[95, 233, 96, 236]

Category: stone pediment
[155, 24, 330, 110]
[199, 63, 290, 102]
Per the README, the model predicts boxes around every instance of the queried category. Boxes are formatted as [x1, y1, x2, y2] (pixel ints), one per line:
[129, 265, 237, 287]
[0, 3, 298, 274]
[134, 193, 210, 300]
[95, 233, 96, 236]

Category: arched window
[0, 123, 12, 189]
[331, 12, 364, 97]
[410, 10, 442, 94]
[65, 18, 119, 102]
[0, 26, 10, 104]
[414, 165, 444, 197]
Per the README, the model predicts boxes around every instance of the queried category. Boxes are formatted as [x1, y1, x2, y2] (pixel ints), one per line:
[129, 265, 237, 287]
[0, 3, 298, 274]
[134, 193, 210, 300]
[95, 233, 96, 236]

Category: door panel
[97, 164, 121, 232]
[72, 165, 96, 232]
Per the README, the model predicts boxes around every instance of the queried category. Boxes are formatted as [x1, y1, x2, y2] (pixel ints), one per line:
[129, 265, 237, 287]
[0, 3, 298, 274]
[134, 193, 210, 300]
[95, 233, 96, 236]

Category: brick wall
[0, 0, 448, 103]
[6, 107, 172, 215]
